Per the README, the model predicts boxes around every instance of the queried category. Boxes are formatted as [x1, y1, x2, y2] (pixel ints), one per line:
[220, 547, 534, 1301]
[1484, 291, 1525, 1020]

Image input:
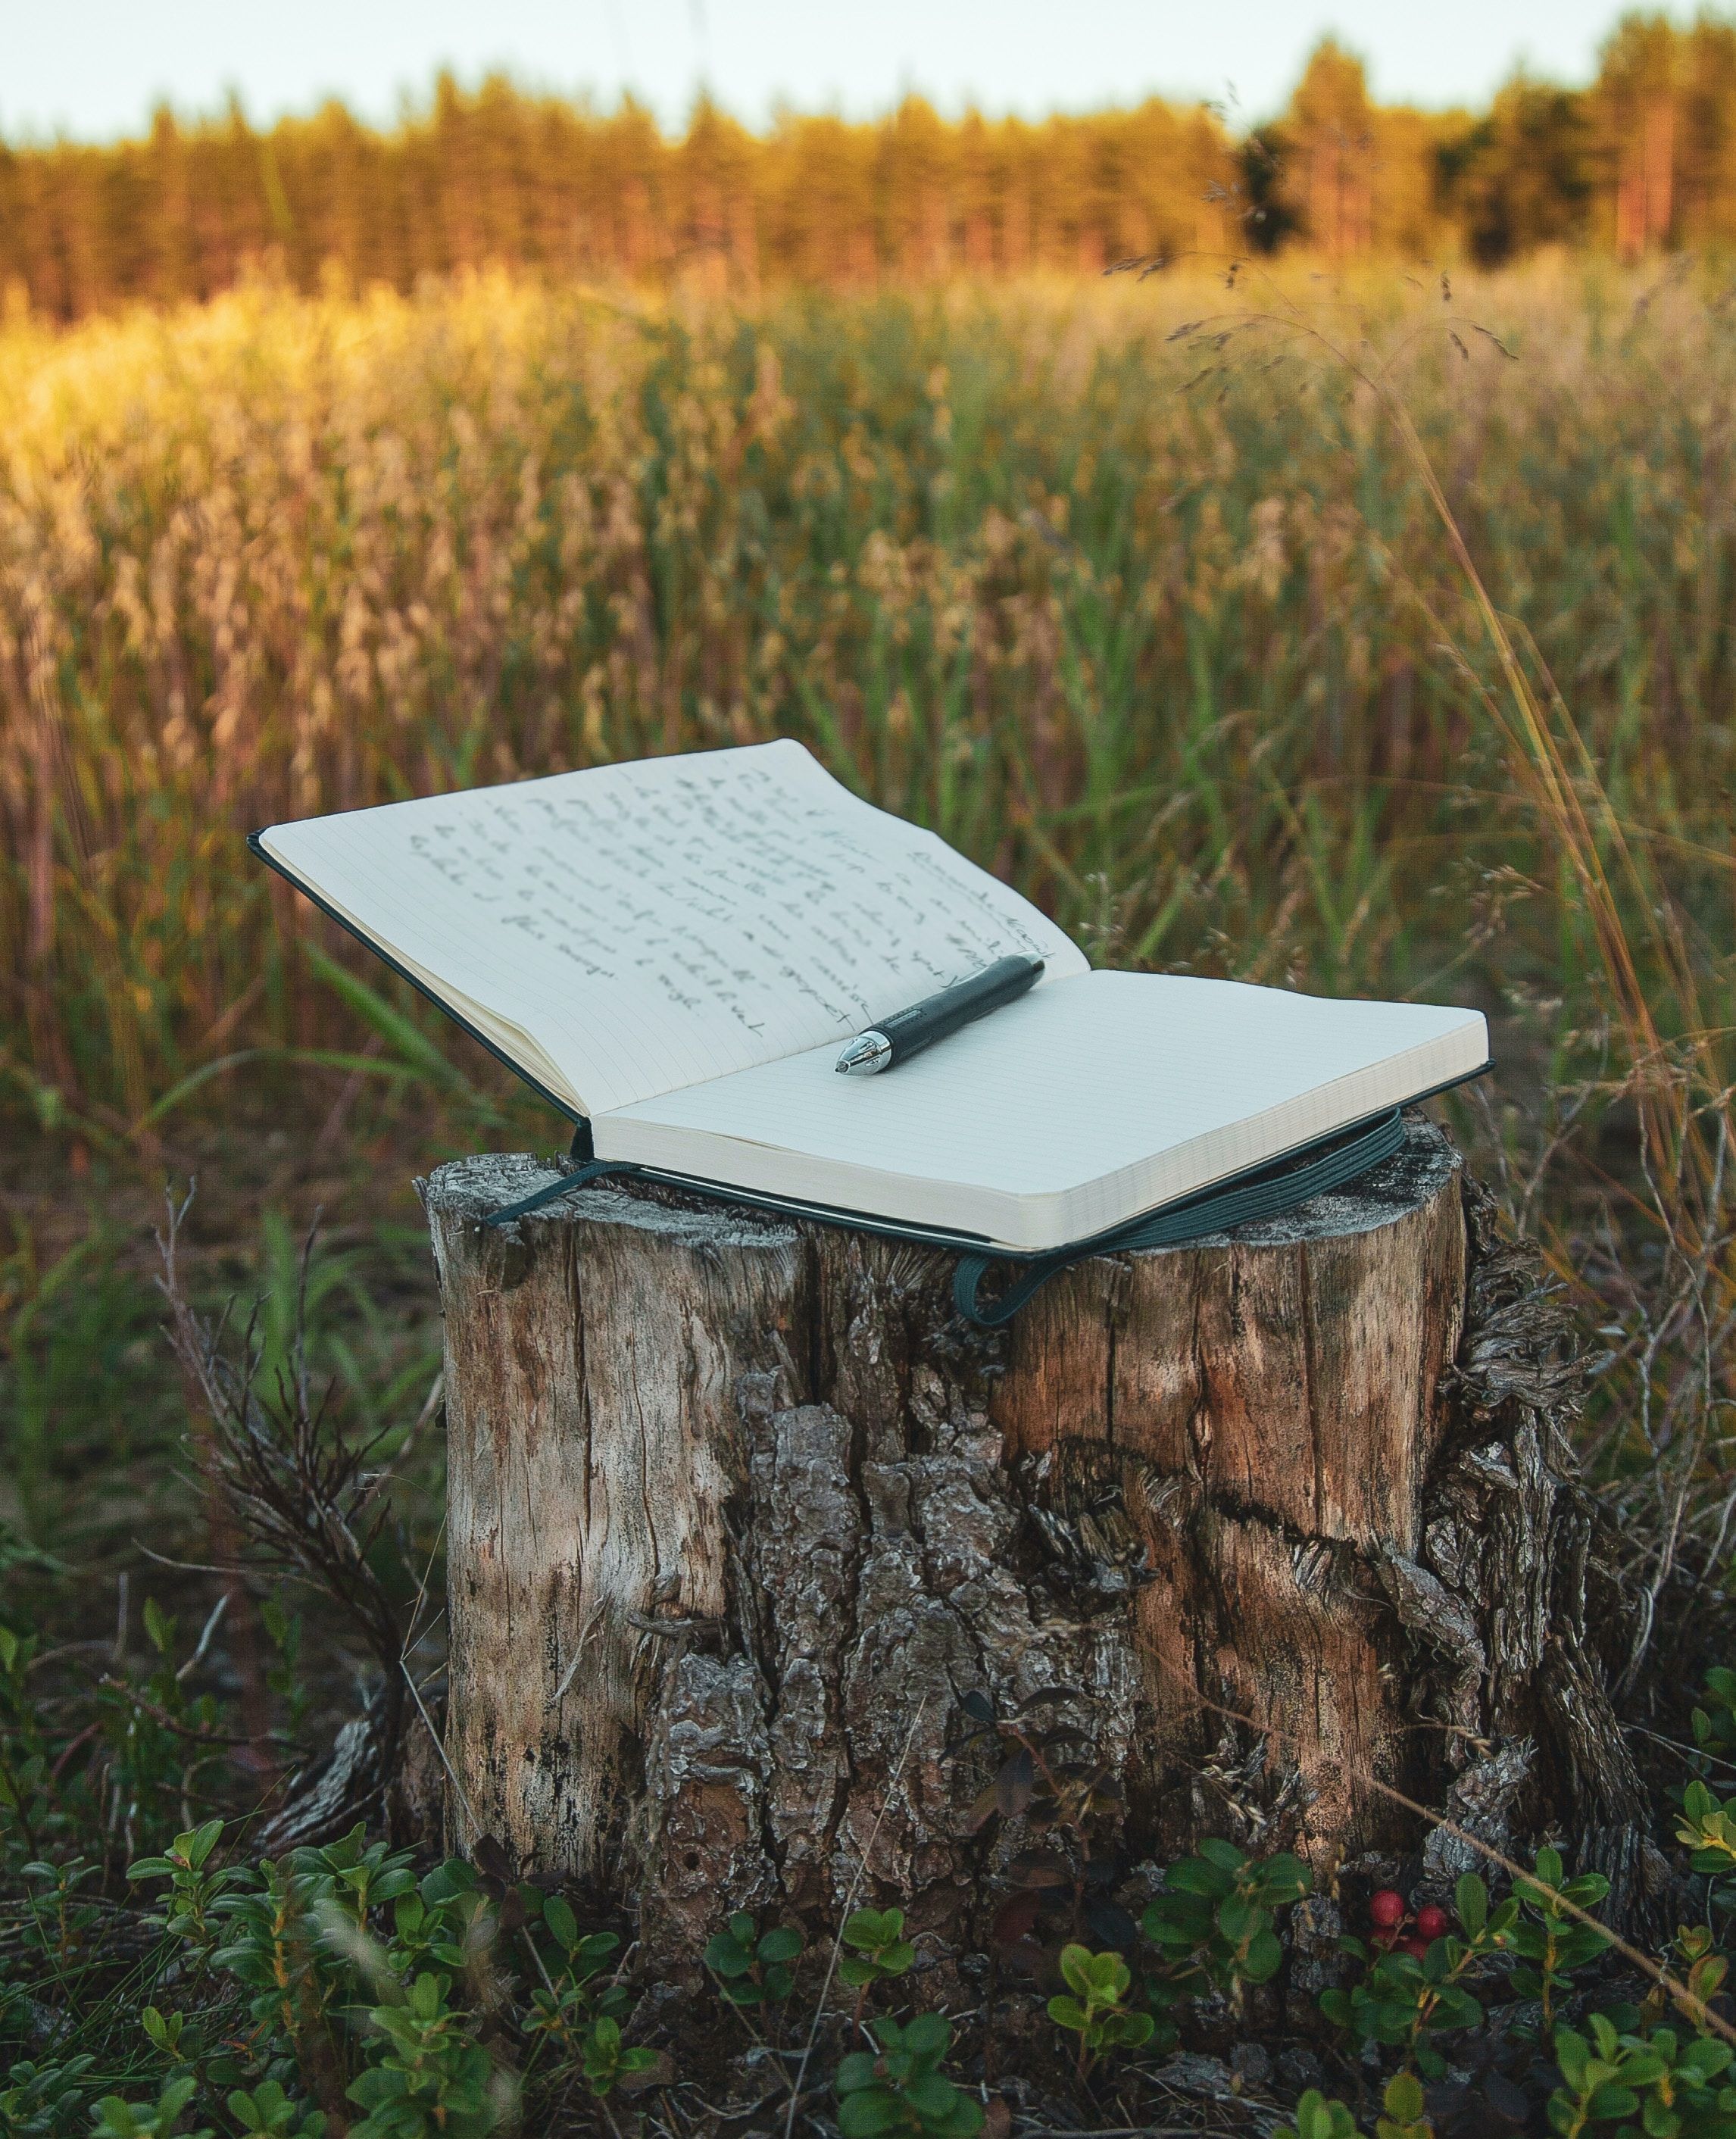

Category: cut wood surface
[423, 1116, 1653, 1970]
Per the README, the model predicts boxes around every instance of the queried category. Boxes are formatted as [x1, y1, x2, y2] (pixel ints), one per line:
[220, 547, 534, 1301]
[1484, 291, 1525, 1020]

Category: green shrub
[344, 1972, 502, 2139]
[1509, 1847, 1613, 2033]
[840, 1908, 916, 1994]
[1046, 1944, 1156, 2078]
[835, 2013, 982, 2139]
[1321, 1872, 1518, 2078]
[1141, 1839, 1311, 2014]
[1273, 2090, 1357, 2139]
[703, 1910, 805, 2009]
[1549, 2016, 1736, 2137]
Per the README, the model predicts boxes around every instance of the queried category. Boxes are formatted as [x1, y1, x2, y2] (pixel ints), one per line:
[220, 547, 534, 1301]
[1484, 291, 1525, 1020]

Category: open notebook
[253, 740, 1489, 1255]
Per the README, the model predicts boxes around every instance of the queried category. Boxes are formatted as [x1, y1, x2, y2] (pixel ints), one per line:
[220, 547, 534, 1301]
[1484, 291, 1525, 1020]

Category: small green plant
[1046, 1944, 1156, 2080]
[1273, 2091, 1357, 2139]
[840, 1907, 916, 2030]
[578, 2016, 657, 2100]
[1508, 1847, 1613, 2034]
[213, 1854, 345, 2091]
[129, 1819, 242, 1958]
[1638, 1926, 1730, 2035]
[0, 1619, 55, 1868]
[1321, 1872, 1519, 2078]
[291, 1826, 421, 1938]
[18, 1854, 101, 1967]
[841, 1907, 916, 1991]
[226, 2081, 329, 2137]
[1272, 2078, 1437, 2139]
[1678, 1779, 1736, 1914]
[703, 1910, 805, 2009]
[0, 2056, 96, 2137]
[523, 1892, 639, 2094]
[88, 2078, 213, 2139]
[141, 2006, 206, 2070]
[1548, 2014, 1736, 2137]
[345, 1971, 503, 2139]
[835, 2013, 984, 2139]
[1141, 1839, 1312, 2016]
[386, 1863, 484, 1979]
[97, 1597, 234, 1866]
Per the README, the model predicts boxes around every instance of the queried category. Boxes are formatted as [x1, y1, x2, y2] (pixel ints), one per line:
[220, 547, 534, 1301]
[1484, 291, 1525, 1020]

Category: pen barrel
[877, 954, 1043, 1066]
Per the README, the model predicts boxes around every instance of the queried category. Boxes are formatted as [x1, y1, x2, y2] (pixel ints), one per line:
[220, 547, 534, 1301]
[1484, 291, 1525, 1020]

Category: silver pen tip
[835, 1030, 892, 1076]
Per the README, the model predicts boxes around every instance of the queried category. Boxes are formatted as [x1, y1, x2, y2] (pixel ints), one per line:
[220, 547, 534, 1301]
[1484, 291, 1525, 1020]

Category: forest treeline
[5, 11, 1735, 317]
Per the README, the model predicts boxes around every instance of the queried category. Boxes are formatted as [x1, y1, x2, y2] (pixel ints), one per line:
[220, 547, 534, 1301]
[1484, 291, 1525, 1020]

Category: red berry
[1368, 1888, 1405, 1930]
[1400, 1937, 1431, 1959]
[1414, 1904, 1449, 1941]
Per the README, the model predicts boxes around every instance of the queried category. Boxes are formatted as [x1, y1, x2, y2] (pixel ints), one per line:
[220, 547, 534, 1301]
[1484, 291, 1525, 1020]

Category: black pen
[835, 954, 1045, 1076]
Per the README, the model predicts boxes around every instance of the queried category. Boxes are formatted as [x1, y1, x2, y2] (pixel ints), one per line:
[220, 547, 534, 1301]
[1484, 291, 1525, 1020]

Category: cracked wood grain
[424, 1116, 1653, 1966]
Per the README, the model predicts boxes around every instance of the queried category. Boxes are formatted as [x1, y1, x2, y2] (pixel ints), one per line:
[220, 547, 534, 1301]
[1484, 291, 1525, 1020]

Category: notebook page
[595, 971, 1489, 1248]
[260, 739, 1085, 1118]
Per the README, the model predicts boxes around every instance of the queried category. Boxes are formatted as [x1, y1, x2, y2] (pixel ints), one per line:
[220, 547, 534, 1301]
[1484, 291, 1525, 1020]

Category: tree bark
[422, 1116, 1653, 1969]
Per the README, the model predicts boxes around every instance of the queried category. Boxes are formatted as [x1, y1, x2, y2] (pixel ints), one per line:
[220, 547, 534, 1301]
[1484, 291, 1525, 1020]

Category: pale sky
[0, 1, 1677, 143]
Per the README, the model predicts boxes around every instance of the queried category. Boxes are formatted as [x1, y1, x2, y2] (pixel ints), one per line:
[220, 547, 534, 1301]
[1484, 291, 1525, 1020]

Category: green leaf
[1553, 2027, 1590, 2091]
[302, 940, 473, 1088]
[704, 1934, 752, 1977]
[185, 1819, 224, 1869]
[1215, 1893, 1259, 1940]
[836, 2053, 880, 2095]
[1454, 1872, 1488, 1936]
[143, 1597, 176, 1655]
[758, 1925, 804, 1965]
[900, 2013, 951, 2058]
[838, 2090, 910, 2138]
[1256, 1851, 1312, 1902]
[845, 1907, 902, 1948]
[903, 2075, 961, 2119]
[1047, 1995, 1089, 2032]
[1383, 2073, 1425, 2119]
[1165, 1858, 1232, 1897]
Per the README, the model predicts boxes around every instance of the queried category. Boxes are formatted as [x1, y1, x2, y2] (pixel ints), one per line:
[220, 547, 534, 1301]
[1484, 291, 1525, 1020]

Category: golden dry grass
[0, 258, 1731, 1541]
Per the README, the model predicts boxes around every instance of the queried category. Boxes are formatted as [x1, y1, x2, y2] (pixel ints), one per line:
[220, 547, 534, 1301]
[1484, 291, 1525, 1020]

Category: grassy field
[2, 257, 1735, 2128]
[0, 260, 1728, 1101]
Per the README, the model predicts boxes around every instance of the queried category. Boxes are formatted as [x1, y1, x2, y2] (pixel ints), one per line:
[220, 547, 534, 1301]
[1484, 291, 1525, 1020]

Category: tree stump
[421, 1115, 1653, 1973]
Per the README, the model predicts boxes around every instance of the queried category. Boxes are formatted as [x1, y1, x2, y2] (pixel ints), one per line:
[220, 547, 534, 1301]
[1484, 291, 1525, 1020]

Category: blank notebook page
[596, 971, 1489, 1250]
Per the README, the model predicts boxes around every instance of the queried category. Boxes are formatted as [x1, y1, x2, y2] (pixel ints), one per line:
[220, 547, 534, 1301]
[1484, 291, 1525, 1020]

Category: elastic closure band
[479, 1107, 1410, 1329]
[951, 1107, 1408, 1329]
[481, 1123, 627, 1229]
[480, 1157, 625, 1229]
